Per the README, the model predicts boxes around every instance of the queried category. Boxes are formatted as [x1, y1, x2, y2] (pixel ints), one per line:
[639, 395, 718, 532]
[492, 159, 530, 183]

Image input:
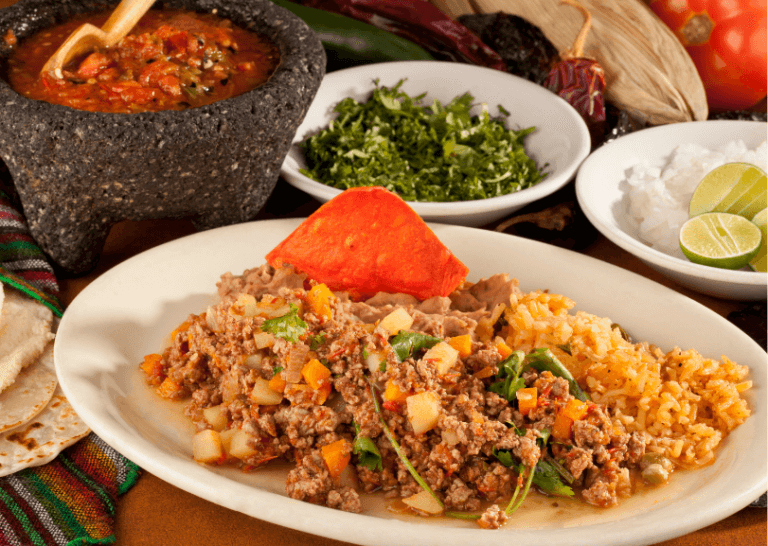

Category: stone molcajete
[0, 0, 325, 274]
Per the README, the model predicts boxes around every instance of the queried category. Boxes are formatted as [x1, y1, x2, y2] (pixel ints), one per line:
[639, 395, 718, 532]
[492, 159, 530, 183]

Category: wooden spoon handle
[101, 0, 156, 46]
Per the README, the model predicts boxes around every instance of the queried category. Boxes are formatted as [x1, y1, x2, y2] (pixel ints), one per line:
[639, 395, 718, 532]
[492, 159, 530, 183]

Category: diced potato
[202, 404, 229, 432]
[402, 489, 443, 515]
[321, 439, 352, 479]
[193, 429, 223, 463]
[441, 429, 460, 446]
[256, 297, 292, 319]
[228, 429, 259, 459]
[307, 283, 335, 321]
[205, 306, 220, 332]
[448, 334, 472, 358]
[421, 341, 459, 375]
[383, 379, 411, 403]
[219, 428, 238, 455]
[378, 308, 413, 336]
[243, 353, 263, 369]
[253, 331, 275, 349]
[229, 293, 258, 317]
[365, 349, 388, 373]
[406, 391, 441, 435]
[301, 359, 331, 389]
[250, 377, 284, 405]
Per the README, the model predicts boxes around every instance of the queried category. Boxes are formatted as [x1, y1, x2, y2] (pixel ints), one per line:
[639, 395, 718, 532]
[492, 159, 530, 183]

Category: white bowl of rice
[576, 120, 767, 301]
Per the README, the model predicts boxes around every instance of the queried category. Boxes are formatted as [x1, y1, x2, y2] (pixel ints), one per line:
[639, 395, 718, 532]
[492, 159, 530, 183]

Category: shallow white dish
[54, 218, 765, 546]
[576, 120, 767, 300]
[281, 61, 591, 227]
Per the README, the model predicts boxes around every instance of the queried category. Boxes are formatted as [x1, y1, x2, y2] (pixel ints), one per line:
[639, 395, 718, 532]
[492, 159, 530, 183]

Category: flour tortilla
[0, 386, 90, 477]
[0, 289, 56, 394]
[0, 342, 57, 433]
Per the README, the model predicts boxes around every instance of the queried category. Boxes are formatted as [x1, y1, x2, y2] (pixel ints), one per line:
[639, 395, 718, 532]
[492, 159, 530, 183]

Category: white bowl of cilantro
[281, 61, 591, 227]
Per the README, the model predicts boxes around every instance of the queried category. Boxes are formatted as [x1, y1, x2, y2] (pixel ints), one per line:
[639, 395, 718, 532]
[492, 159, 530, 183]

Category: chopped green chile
[300, 80, 546, 202]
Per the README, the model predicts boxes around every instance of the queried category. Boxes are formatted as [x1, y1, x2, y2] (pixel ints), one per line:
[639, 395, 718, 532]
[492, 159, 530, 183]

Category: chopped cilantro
[310, 333, 327, 350]
[272, 366, 284, 377]
[261, 304, 307, 343]
[353, 422, 382, 471]
[300, 79, 546, 203]
[389, 331, 441, 362]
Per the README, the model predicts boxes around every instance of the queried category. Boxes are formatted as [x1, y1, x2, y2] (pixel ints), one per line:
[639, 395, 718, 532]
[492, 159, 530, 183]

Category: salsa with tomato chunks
[6, 9, 280, 113]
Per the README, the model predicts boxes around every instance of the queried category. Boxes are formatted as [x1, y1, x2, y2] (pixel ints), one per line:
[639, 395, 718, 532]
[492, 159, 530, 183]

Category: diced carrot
[171, 320, 191, 341]
[156, 377, 183, 399]
[301, 358, 331, 390]
[552, 399, 588, 440]
[141, 353, 164, 377]
[383, 379, 411, 403]
[448, 334, 472, 358]
[495, 340, 513, 359]
[562, 399, 588, 421]
[473, 366, 496, 379]
[516, 387, 538, 415]
[268, 372, 286, 393]
[316, 382, 332, 405]
[307, 283, 335, 321]
[551, 412, 574, 440]
[321, 439, 352, 479]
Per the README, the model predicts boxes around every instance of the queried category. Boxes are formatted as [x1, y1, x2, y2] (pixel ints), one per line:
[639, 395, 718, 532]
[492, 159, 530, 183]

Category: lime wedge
[679, 212, 762, 269]
[749, 207, 767, 272]
[689, 162, 767, 220]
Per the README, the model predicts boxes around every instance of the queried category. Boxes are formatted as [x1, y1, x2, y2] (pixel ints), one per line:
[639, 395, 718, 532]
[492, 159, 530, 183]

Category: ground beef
[145, 264, 655, 528]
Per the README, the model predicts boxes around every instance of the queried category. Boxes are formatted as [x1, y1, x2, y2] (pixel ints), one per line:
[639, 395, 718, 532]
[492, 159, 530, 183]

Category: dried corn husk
[433, 0, 708, 124]
[429, 0, 476, 17]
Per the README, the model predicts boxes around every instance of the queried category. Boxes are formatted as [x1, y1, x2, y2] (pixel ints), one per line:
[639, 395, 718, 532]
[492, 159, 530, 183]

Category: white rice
[623, 140, 768, 260]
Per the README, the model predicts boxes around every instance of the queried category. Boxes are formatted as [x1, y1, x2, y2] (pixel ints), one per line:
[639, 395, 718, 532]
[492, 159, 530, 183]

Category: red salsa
[6, 9, 280, 113]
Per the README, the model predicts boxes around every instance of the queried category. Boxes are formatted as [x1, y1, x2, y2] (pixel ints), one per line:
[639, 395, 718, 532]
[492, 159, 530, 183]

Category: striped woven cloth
[0, 189, 141, 545]
[0, 191, 62, 317]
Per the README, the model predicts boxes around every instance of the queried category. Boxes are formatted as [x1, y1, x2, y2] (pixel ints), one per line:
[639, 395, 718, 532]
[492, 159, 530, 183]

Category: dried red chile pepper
[543, 0, 606, 146]
[299, 0, 506, 70]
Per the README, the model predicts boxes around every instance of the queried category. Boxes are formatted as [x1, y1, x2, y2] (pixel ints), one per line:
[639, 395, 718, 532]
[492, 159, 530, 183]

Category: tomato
[650, 0, 767, 111]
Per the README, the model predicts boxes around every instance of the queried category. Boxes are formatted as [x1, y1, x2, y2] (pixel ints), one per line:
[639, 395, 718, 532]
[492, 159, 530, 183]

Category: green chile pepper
[270, 0, 434, 70]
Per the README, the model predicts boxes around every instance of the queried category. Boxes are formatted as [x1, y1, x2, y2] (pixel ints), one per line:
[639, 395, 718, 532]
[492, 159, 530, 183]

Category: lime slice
[749, 207, 767, 272]
[679, 212, 762, 269]
[689, 162, 767, 220]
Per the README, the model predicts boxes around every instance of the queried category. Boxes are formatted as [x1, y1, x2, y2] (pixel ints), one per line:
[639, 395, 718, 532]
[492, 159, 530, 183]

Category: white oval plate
[281, 61, 590, 227]
[576, 120, 767, 300]
[54, 219, 766, 546]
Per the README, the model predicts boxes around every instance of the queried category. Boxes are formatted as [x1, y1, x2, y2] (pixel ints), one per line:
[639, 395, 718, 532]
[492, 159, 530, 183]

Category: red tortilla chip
[266, 187, 468, 300]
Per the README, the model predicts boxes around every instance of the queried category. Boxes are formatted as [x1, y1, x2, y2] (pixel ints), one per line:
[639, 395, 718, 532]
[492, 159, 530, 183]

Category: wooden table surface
[0, 0, 765, 543]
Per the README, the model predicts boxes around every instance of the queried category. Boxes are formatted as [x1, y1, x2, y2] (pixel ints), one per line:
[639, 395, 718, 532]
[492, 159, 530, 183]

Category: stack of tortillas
[0, 284, 89, 477]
